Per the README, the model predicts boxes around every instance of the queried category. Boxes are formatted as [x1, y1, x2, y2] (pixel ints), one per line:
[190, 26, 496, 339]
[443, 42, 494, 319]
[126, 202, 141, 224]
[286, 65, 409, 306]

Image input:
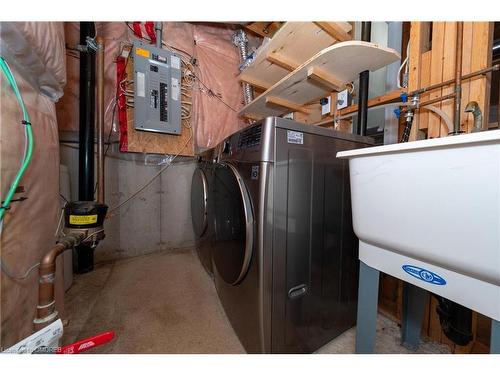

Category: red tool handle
[58, 331, 115, 354]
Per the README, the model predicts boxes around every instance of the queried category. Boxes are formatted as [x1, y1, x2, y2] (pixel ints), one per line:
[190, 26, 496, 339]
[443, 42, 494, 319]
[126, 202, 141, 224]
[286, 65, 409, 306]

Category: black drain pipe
[355, 22, 371, 136]
[79, 21, 96, 201]
[76, 21, 96, 273]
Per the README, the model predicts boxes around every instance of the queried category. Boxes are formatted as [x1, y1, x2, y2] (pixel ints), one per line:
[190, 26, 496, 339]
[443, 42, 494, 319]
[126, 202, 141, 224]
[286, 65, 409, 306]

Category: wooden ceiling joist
[314, 22, 352, 42]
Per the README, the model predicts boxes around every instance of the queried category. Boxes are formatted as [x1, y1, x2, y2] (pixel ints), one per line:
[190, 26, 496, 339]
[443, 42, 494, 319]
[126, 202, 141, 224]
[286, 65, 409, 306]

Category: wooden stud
[307, 67, 343, 91]
[266, 51, 299, 72]
[469, 22, 493, 132]
[265, 96, 312, 114]
[437, 22, 458, 137]
[314, 22, 352, 42]
[460, 22, 474, 133]
[427, 22, 446, 139]
[329, 92, 338, 116]
[239, 73, 271, 91]
[407, 22, 426, 141]
[418, 51, 432, 130]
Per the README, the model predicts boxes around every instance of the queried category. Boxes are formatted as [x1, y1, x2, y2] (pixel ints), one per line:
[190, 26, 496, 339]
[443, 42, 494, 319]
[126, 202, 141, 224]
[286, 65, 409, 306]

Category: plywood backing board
[239, 41, 400, 120]
[124, 54, 194, 156]
[239, 22, 352, 90]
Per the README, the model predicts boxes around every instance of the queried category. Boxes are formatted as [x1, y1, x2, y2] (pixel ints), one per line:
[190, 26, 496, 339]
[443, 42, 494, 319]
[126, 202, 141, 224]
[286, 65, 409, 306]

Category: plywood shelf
[238, 22, 352, 91]
[239, 41, 401, 121]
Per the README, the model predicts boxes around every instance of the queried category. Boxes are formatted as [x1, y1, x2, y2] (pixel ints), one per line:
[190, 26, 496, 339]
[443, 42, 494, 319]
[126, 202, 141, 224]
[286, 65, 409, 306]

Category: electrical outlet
[337, 89, 349, 110]
[320, 97, 331, 115]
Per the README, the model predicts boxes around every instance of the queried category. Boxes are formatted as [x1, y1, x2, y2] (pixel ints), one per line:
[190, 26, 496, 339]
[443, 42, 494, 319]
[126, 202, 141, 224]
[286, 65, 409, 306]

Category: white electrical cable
[54, 207, 65, 237]
[397, 42, 411, 89]
[108, 132, 193, 214]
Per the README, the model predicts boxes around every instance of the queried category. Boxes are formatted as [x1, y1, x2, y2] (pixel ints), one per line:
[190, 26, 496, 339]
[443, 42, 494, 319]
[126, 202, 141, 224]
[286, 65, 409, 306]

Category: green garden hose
[0, 57, 34, 222]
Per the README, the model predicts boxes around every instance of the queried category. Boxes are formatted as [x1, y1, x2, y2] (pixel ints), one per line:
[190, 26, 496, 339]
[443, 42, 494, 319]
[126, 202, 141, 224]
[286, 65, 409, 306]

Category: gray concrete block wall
[59, 139, 196, 263]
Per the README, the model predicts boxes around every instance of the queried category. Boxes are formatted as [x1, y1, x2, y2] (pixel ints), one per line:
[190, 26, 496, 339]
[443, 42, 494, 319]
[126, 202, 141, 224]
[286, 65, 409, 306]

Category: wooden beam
[314, 22, 352, 42]
[313, 89, 404, 126]
[241, 112, 262, 121]
[238, 73, 271, 91]
[307, 67, 343, 91]
[244, 22, 283, 38]
[266, 51, 299, 72]
[265, 96, 311, 114]
[339, 89, 403, 116]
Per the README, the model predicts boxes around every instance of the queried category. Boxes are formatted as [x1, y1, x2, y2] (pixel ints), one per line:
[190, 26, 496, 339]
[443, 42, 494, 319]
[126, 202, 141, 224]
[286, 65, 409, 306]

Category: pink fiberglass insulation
[56, 22, 255, 152]
[1, 60, 64, 349]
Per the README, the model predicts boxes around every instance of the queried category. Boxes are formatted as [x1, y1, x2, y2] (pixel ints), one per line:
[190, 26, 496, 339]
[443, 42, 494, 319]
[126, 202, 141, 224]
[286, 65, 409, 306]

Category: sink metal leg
[355, 261, 380, 354]
[401, 282, 428, 351]
[491, 319, 500, 354]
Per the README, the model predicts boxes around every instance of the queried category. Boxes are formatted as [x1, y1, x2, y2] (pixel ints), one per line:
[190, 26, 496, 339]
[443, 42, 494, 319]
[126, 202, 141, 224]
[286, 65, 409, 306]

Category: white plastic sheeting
[0, 22, 66, 101]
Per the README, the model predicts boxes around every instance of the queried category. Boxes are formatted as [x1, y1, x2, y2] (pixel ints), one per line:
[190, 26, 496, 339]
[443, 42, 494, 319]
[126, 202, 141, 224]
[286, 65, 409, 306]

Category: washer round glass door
[191, 168, 209, 237]
[213, 162, 254, 285]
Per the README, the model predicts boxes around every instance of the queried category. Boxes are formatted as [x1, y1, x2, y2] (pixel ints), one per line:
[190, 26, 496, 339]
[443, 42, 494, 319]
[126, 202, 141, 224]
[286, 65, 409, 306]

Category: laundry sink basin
[337, 130, 500, 321]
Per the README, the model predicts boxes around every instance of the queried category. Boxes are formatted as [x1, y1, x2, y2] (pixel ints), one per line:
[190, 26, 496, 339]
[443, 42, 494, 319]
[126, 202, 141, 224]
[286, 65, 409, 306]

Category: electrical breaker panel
[133, 41, 182, 135]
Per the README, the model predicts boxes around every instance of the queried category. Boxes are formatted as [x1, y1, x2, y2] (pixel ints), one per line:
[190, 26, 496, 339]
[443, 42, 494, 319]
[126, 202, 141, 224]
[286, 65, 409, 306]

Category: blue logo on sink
[402, 265, 446, 286]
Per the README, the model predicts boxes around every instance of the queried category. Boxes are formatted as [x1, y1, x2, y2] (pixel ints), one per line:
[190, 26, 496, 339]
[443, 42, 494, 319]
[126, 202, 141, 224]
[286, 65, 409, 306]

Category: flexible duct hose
[0, 57, 34, 223]
[232, 30, 254, 105]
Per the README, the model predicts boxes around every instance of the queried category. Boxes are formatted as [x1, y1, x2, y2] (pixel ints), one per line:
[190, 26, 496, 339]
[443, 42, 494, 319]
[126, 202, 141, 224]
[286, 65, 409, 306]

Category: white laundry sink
[337, 130, 500, 321]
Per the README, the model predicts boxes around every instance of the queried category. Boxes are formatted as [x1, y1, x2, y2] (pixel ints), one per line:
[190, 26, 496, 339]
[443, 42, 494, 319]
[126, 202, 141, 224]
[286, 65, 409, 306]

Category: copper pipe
[34, 233, 84, 330]
[420, 92, 457, 108]
[96, 36, 105, 204]
[411, 64, 499, 96]
[452, 22, 464, 135]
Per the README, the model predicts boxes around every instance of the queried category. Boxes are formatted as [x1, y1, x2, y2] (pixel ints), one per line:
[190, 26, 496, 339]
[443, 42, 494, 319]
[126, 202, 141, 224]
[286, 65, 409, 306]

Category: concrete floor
[63, 247, 451, 354]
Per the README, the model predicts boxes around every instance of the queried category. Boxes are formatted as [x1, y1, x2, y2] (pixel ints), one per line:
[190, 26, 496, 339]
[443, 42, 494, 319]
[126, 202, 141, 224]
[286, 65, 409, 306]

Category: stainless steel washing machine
[212, 116, 373, 353]
[191, 149, 216, 276]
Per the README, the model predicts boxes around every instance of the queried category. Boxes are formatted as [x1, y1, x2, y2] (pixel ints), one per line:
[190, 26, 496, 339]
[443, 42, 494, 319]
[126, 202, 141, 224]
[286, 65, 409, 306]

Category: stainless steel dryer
[212, 116, 373, 353]
[190, 149, 216, 276]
